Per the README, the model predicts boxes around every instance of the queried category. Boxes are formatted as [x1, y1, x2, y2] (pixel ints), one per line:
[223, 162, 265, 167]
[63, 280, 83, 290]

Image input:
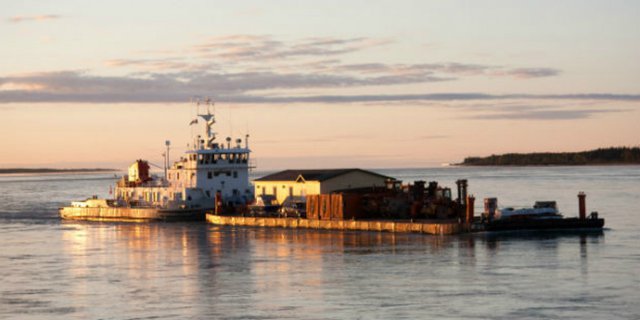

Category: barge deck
[206, 214, 463, 235]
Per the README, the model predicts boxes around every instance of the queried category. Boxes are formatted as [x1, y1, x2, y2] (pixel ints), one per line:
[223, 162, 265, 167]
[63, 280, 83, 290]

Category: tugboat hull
[59, 206, 205, 222]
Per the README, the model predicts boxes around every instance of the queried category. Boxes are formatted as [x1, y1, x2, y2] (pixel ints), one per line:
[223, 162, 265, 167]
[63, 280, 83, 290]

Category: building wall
[320, 171, 387, 194]
[254, 180, 321, 204]
[254, 171, 387, 204]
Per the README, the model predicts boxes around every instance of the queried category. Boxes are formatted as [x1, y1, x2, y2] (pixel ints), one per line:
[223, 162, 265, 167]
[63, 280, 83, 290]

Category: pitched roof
[254, 168, 392, 182]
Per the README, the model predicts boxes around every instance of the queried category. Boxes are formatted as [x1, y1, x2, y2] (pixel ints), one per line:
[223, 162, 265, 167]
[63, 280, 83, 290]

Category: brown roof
[254, 168, 392, 182]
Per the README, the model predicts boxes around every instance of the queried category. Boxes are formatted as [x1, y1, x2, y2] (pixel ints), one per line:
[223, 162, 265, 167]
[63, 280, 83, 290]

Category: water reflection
[57, 223, 608, 319]
[478, 229, 604, 247]
[58, 222, 462, 318]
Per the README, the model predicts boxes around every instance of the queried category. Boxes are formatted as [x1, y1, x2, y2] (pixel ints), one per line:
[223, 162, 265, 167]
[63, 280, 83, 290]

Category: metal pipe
[466, 195, 475, 224]
[578, 192, 586, 220]
[456, 179, 468, 205]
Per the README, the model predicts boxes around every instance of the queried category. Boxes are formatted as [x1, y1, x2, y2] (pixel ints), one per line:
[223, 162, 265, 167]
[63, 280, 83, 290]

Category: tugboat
[478, 193, 605, 232]
[59, 98, 254, 222]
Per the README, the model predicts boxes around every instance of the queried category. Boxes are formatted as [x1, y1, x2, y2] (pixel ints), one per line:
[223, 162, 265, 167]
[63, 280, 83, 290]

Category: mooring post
[578, 192, 586, 220]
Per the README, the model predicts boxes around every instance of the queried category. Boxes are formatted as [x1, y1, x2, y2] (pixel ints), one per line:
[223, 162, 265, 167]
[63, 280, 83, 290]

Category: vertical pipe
[578, 192, 586, 219]
[215, 191, 223, 215]
[466, 195, 475, 224]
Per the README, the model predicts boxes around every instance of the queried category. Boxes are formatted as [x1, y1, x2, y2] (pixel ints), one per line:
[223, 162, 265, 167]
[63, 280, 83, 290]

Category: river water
[0, 166, 638, 319]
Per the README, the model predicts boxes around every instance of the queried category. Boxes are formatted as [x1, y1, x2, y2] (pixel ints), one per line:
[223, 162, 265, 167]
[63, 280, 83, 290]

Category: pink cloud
[8, 14, 61, 23]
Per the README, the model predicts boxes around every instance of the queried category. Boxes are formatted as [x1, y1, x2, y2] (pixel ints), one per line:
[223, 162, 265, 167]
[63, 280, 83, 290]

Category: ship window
[208, 171, 212, 179]
[233, 171, 238, 178]
[226, 171, 231, 177]
[214, 171, 219, 177]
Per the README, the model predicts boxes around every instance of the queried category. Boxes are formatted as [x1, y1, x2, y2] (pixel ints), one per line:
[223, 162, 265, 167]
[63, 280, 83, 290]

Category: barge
[207, 190, 604, 235]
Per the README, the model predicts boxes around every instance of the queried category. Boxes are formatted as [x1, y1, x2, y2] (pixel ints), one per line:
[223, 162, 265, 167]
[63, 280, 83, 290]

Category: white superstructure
[115, 98, 253, 210]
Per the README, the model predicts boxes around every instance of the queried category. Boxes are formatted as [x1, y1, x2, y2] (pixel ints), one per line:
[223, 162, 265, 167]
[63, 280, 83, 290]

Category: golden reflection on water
[56, 221, 606, 318]
[61, 221, 204, 315]
[60, 223, 457, 301]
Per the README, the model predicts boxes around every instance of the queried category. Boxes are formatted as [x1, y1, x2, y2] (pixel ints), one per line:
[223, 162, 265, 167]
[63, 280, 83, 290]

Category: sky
[1, 0, 639, 170]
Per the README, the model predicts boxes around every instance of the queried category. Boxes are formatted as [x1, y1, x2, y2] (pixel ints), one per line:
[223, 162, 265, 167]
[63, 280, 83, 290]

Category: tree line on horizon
[461, 147, 640, 166]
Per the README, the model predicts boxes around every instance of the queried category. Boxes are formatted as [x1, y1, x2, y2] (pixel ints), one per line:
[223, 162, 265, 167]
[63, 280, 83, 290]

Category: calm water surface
[1, 167, 638, 319]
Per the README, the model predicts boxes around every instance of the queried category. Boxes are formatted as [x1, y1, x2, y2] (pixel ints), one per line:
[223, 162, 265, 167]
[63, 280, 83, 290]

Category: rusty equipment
[465, 195, 475, 224]
[578, 192, 586, 220]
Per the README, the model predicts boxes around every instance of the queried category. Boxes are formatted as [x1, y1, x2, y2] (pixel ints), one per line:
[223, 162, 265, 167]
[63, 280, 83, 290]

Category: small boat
[479, 200, 605, 232]
[494, 201, 562, 220]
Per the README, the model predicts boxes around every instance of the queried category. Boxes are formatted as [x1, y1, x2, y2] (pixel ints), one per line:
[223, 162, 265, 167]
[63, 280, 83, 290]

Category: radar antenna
[193, 96, 217, 149]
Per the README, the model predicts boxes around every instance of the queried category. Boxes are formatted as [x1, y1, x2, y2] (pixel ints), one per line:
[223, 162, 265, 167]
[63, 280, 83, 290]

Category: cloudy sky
[1, 0, 639, 169]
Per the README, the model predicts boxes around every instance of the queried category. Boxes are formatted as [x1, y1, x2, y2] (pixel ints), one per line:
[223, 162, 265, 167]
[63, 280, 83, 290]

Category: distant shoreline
[0, 168, 117, 174]
[458, 147, 640, 166]
[454, 163, 639, 167]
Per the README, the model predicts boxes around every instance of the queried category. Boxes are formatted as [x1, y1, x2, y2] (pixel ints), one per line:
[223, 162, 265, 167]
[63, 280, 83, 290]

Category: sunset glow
[2, 1, 639, 169]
